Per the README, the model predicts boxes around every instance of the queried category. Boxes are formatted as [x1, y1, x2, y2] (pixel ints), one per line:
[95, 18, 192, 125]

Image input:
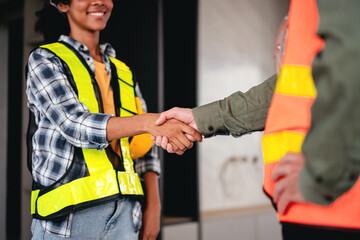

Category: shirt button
[315, 176, 323, 183]
[349, 172, 358, 181]
[208, 126, 214, 131]
[324, 194, 334, 202]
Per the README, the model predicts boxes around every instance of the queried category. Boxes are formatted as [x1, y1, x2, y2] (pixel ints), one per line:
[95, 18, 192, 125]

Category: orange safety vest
[262, 0, 360, 230]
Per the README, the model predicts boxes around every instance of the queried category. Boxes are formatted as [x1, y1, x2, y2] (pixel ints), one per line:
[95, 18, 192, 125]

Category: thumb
[155, 109, 177, 125]
[154, 114, 168, 125]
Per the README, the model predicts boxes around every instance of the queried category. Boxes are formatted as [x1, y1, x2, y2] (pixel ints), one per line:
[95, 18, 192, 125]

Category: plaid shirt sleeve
[133, 83, 161, 177]
[26, 48, 111, 150]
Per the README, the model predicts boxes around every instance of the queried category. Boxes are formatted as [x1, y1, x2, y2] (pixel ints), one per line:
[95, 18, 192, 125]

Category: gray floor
[163, 209, 282, 240]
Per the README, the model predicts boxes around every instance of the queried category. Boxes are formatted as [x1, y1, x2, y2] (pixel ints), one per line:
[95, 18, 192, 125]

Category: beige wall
[197, 0, 289, 213]
[196, 0, 289, 239]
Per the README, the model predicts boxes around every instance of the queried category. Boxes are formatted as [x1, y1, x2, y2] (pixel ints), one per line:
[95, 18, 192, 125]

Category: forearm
[193, 74, 276, 137]
[143, 171, 161, 208]
[106, 113, 159, 141]
[108, 113, 201, 153]
[141, 171, 161, 240]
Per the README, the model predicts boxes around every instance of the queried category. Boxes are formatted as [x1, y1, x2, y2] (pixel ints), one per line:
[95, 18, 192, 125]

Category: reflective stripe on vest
[30, 42, 143, 220]
[262, 0, 360, 230]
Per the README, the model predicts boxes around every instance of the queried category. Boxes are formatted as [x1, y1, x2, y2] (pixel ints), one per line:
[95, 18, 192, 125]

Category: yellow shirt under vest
[94, 60, 121, 168]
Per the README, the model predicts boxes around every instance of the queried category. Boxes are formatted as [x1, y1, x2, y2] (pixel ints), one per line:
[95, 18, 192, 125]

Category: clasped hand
[150, 107, 202, 155]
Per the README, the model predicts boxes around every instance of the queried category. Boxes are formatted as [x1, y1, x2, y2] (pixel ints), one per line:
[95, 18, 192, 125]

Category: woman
[26, 0, 201, 239]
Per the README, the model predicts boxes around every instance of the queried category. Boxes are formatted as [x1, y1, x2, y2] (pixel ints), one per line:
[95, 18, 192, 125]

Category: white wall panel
[198, 0, 289, 211]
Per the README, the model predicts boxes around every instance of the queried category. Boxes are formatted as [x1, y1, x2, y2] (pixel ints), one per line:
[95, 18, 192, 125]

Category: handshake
[149, 107, 202, 155]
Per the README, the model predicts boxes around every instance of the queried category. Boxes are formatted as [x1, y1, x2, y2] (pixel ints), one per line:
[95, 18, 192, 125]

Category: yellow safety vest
[31, 42, 144, 220]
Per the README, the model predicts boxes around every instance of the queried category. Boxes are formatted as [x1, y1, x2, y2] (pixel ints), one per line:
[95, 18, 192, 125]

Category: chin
[90, 24, 107, 32]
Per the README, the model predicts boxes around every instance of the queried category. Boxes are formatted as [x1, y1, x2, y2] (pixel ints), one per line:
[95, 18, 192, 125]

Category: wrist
[141, 113, 160, 133]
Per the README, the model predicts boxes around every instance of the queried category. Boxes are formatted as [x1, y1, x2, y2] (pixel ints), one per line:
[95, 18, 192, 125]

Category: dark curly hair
[35, 0, 71, 43]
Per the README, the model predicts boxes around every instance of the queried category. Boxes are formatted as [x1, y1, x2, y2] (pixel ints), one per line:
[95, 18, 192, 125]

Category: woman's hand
[139, 172, 161, 240]
[106, 113, 201, 155]
[139, 202, 161, 240]
[144, 114, 201, 155]
[151, 108, 203, 154]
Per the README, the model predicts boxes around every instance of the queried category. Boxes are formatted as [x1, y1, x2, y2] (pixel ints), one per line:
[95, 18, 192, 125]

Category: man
[154, 0, 360, 239]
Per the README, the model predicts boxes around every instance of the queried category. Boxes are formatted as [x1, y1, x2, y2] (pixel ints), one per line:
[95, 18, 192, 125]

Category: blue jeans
[31, 198, 139, 240]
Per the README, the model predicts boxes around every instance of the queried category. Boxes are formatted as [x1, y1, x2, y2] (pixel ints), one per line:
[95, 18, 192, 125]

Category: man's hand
[272, 153, 307, 214]
[155, 107, 198, 131]
[151, 107, 202, 154]
[144, 113, 202, 155]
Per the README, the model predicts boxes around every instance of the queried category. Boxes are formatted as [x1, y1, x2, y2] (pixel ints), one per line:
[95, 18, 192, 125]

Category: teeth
[89, 12, 104, 16]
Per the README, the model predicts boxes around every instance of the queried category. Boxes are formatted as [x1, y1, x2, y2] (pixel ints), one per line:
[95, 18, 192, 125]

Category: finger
[181, 125, 202, 142]
[142, 233, 156, 240]
[176, 133, 193, 150]
[273, 178, 286, 204]
[154, 114, 168, 126]
[169, 143, 184, 155]
[149, 233, 158, 240]
[272, 163, 291, 181]
[168, 143, 180, 152]
[278, 192, 291, 215]
[170, 137, 187, 152]
[155, 108, 177, 126]
[150, 135, 156, 141]
[185, 133, 196, 142]
[175, 150, 184, 155]
[166, 143, 175, 153]
[161, 136, 169, 150]
[280, 152, 304, 164]
[155, 136, 162, 147]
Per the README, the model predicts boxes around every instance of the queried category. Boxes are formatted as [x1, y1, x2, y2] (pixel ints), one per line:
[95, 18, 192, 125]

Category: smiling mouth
[88, 12, 106, 17]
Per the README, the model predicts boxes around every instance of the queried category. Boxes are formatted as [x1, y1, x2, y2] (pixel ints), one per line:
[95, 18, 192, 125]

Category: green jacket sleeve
[299, 0, 360, 205]
[193, 74, 276, 138]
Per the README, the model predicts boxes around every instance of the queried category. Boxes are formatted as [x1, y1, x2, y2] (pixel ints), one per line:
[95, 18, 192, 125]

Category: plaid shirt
[26, 35, 160, 238]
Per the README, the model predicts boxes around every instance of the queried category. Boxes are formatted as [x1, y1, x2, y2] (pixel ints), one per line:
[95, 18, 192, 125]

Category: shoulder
[28, 44, 68, 72]
[29, 46, 62, 66]
[27, 45, 68, 80]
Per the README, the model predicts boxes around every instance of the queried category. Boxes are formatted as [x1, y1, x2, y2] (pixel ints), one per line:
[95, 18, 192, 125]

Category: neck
[69, 29, 102, 62]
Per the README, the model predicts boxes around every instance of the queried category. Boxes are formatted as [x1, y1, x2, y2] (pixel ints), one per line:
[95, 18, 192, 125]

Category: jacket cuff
[193, 102, 229, 138]
[93, 114, 112, 150]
